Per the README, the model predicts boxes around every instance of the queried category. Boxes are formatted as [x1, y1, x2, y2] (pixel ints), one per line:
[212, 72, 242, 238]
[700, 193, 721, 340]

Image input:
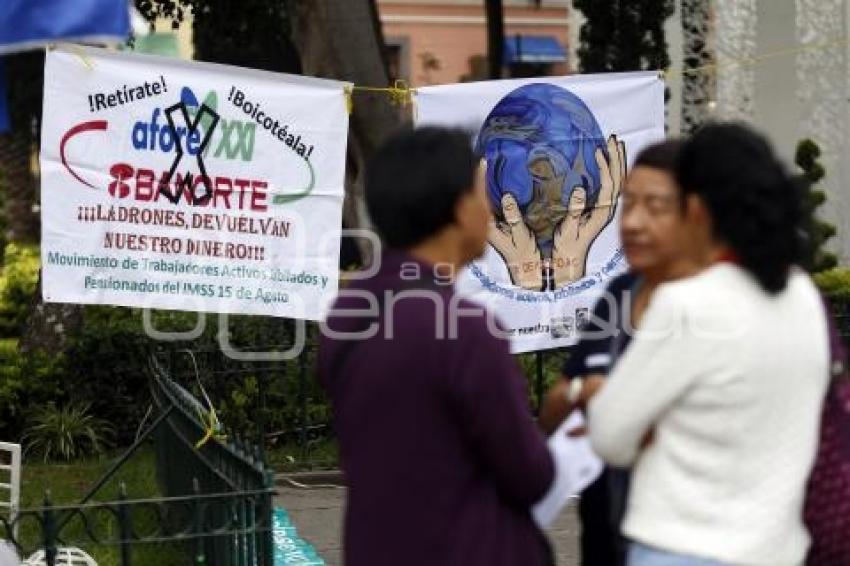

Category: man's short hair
[366, 127, 478, 249]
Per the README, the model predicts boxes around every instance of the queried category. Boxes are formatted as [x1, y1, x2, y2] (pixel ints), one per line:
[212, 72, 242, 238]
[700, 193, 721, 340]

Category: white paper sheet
[532, 412, 605, 528]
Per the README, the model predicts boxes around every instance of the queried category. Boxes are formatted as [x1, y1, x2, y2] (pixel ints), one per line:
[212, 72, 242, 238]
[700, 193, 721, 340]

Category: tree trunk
[290, 0, 404, 265]
[0, 51, 83, 355]
[0, 52, 43, 244]
[19, 274, 85, 354]
[0, 128, 38, 244]
[485, 0, 505, 79]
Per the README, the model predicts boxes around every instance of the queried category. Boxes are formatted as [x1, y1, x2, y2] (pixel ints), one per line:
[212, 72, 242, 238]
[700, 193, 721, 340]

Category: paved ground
[276, 485, 580, 565]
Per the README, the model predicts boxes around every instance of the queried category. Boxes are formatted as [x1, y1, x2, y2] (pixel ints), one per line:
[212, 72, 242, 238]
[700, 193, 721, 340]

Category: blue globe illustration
[475, 83, 607, 253]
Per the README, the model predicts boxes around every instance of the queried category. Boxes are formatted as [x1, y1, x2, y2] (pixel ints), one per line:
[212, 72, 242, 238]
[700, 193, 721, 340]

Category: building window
[385, 37, 410, 83]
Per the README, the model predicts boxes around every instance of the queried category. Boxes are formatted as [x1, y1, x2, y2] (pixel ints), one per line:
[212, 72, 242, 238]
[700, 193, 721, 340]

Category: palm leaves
[22, 402, 114, 462]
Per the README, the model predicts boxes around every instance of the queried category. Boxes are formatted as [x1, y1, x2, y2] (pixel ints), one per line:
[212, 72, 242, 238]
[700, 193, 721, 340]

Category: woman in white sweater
[586, 123, 830, 566]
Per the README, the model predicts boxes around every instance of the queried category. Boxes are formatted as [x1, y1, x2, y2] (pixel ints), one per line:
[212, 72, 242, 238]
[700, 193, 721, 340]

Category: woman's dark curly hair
[677, 122, 803, 294]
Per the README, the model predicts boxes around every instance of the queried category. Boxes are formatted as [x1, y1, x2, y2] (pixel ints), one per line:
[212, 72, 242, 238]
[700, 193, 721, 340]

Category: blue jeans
[627, 542, 731, 566]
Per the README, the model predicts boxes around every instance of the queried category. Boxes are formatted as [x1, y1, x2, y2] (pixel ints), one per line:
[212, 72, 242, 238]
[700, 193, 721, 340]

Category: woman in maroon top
[319, 127, 555, 566]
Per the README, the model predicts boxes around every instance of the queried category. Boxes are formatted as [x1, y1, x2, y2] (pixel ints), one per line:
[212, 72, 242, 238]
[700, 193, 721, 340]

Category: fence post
[246, 497, 256, 566]
[117, 483, 132, 566]
[256, 372, 267, 464]
[192, 479, 206, 566]
[535, 350, 545, 414]
[262, 470, 275, 566]
[298, 353, 308, 455]
[231, 500, 241, 566]
[238, 498, 249, 566]
[42, 491, 57, 566]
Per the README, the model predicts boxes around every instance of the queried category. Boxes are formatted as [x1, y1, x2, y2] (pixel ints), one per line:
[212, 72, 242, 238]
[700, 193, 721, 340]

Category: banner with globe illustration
[416, 72, 664, 352]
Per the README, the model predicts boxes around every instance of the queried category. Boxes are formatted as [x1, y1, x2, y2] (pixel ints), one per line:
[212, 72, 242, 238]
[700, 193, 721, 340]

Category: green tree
[795, 139, 838, 273]
[573, 0, 674, 73]
[135, 0, 302, 73]
[0, 50, 86, 355]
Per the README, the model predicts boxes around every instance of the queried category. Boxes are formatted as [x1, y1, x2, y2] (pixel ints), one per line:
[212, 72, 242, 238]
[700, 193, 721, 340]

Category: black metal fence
[149, 357, 276, 564]
[150, 330, 573, 473]
[8, 285, 844, 564]
[147, 298, 850, 475]
[0, 357, 277, 566]
[2, 487, 273, 566]
[152, 338, 334, 472]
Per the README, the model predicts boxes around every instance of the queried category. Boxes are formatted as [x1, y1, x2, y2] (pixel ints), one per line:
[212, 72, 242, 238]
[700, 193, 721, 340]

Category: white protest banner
[416, 73, 664, 352]
[40, 46, 349, 321]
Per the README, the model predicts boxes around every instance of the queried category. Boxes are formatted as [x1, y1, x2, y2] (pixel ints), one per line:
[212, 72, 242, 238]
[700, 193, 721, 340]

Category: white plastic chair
[0, 443, 20, 540]
[23, 547, 97, 566]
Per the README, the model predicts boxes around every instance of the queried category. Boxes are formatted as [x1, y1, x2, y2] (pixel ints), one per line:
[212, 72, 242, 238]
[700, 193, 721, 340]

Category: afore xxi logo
[131, 87, 256, 161]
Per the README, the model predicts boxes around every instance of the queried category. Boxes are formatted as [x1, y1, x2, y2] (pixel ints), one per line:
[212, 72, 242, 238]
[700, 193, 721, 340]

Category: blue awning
[504, 35, 567, 64]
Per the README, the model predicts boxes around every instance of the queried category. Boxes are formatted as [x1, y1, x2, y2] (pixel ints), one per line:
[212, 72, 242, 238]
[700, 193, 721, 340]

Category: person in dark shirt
[539, 139, 705, 566]
[319, 127, 555, 566]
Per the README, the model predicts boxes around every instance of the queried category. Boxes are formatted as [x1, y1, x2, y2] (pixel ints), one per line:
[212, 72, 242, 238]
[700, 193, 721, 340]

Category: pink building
[376, 0, 572, 87]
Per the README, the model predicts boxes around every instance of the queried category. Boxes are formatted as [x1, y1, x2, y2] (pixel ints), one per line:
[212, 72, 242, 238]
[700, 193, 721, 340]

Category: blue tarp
[504, 35, 567, 64]
[0, 0, 128, 133]
[0, 0, 129, 54]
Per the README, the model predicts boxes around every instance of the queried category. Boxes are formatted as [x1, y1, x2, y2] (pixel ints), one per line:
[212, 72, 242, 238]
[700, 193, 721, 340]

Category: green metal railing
[2, 485, 273, 565]
[0, 356, 277, 566]
[154, 340, 336, 471]
[149, 356, 276, 565]
[152, 336, 573, 473]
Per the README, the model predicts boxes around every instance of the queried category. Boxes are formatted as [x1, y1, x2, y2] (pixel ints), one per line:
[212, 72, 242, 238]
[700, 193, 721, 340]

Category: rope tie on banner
[181, 350, 223, 450]
[345, 80, 416, 113]
[343, 85, 354, 114]
[49, 43, 96, 70]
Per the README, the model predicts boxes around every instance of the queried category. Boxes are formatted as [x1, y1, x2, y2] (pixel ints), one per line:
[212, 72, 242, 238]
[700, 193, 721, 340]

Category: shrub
[0, 243, 39, 338]
[0, 245, 325, 449]
[796, 139, 839, 273]
[58, 306, 311, 446]
[0, 339, 64, 442]
[22, 401, 115, 462]
[814, 268, 850, 299]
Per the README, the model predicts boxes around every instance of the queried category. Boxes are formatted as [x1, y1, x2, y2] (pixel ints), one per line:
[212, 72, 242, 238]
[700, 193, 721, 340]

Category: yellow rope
[343, 85, 354, 114]
[348, 80, 416, 111]
[663, 35, 847, 80]
[344, 37, 845, 113]
[50, 36, 850, 120]
[44, 43, 94, 69]
[343, 38, 848, 97]
[342, 37, 847, 102]
[58, 43, 96, 70]
[195, 405, 222, 449]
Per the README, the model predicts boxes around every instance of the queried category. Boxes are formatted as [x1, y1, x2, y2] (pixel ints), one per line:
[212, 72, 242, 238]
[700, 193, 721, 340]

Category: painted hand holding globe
[489, 193, 544, 290]
[552, 135, 625, 287]
[488, 135, 625, 290]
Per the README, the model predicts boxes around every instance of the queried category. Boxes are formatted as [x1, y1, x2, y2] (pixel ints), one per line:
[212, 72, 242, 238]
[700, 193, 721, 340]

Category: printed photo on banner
[40, 46, 350, 321]
[416, 73, 665, 352]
